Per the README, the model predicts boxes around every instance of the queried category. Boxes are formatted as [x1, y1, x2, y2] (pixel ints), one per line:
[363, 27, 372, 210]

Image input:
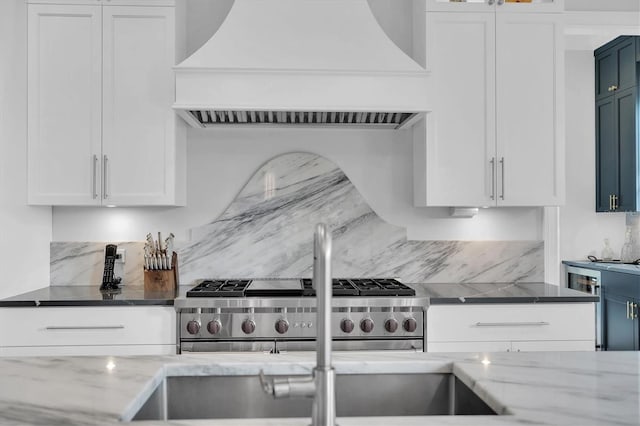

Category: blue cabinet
[594, 36, 640, 212]
[602, 271, 639, 351]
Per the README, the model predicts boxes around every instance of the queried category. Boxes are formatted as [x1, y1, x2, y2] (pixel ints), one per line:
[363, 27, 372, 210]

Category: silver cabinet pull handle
[490, 158, 496, 200]
[475, 321, 550, 327]
[627, 301, 630, 319]
[92, 155, 98, 199]
[488, 0, 495, 5]
[45, 325, 124, 330]
[103, 155, 109, 199]
[499, 157, 505, 200]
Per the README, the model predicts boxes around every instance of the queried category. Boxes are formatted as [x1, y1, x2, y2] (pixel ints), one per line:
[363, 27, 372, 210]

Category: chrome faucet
[260, 223, 337, 426]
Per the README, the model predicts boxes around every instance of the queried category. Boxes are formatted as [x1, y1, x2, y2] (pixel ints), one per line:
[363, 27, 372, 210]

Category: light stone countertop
[0, 351, 638, 425]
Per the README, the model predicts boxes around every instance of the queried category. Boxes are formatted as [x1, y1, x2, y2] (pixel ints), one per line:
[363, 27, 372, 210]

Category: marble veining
[0, 352, 638, 425]
[50, 242, 144, 286]
[50, 153, 543, 286]
[177, 153, 543, 284]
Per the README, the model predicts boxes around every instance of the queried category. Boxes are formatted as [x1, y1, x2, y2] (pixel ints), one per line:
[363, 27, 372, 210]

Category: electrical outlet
[116, 249, 126, 264]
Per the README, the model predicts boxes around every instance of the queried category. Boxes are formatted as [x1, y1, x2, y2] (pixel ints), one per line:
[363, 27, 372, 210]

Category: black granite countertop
[0, 285, 184, 307]
[0, 282, 597, 307]
[413, 282, 598, 304]
[563, 260, 640, 276]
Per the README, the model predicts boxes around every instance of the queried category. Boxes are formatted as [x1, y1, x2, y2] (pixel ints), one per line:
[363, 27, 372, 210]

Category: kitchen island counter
[0, 351, 637, 425]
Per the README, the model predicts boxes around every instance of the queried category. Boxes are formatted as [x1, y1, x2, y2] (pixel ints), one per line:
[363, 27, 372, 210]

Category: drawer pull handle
[45, 325, 125, 330]
[474, 321, 550, 327]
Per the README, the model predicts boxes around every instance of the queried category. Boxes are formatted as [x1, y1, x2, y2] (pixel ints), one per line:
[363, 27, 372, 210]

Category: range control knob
[360, 318, 374, 333]
[275, 319, 289, 334]
[241, 319, 256, 335]
[385, 318, 399, 333]
[340, 318, 355, 334]
[186, 320, 200, 335]
[207, 319, 222, 335]
[403, 317, 418, 333]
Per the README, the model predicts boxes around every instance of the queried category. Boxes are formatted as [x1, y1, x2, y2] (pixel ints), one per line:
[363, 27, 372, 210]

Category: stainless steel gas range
[175, 278, 428, 353]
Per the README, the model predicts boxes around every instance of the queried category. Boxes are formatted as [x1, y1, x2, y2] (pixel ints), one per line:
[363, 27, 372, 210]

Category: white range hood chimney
[174, 0, 429, 129]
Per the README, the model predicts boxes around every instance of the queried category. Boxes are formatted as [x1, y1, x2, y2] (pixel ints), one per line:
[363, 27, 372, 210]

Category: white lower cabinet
[0, 306, 176, 356]
[426, 304, 595, 352]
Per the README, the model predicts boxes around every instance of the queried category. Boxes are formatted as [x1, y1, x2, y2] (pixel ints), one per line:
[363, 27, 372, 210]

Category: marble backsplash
[50, 152, 543, 286]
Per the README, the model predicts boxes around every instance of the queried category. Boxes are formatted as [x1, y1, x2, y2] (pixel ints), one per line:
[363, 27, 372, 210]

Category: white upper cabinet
[27, 4, 102, 205]
[413, 0, 564, 207]
[426, 0, 563, 13]
[27, 1, 185, 206]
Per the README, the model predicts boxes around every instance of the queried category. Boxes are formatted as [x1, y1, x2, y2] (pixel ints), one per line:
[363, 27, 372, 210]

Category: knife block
[144, 253, 179, 293]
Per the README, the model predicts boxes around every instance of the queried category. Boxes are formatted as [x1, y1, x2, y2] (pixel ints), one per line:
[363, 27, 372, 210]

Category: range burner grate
[186, 278, 415, 297]
[186, 280, 252, 297]
[350, 278, 416, 296]
[301, 278, 359, 296]
[301, 278, 414, 296]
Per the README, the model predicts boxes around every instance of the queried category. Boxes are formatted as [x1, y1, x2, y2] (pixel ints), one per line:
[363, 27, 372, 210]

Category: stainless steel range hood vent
[174, 0, 430, 130]
[183, 110, 421, 130]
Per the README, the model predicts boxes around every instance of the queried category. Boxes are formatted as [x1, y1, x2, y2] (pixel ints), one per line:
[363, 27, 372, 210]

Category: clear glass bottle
[621, 228, 634, 262]
[601, 238, 615, 261]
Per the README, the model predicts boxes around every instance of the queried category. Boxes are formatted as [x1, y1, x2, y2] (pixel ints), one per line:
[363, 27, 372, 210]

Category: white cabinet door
[27, 1, 184, 207]
[102, 5, 179, 205]
[426, 304, 595, 353]
[495, 13, 564, 206]
[414, 7, 564, 207]
[27, 4, 102, 205]
[0, 306, 176, 357]
[416, 12, 495, 206]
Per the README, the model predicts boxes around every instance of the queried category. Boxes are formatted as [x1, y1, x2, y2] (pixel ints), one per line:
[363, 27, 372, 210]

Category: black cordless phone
[101, 244, 122, 290]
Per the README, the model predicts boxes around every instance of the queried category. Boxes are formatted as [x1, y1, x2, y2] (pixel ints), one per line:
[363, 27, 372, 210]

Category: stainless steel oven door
[179, 338, 423, 353]
[566, 266, 601, 349]
[180, 341, 276, 353]
[275, 339, 423, 352]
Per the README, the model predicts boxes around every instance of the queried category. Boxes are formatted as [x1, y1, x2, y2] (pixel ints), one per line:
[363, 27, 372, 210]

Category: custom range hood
[174, 0, 429, 130]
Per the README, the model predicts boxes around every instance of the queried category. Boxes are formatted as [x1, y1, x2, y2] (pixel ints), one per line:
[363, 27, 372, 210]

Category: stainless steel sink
[132, 373, 497, 421]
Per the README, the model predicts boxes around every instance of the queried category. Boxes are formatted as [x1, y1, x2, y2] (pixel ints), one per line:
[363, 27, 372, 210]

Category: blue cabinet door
[602, 271, 640, 350]
[603, 292, 637, 350]
[595, 95, 617, 212]
[595, 36, 638, 101]
[616, 87, 639, 212]
[595, 47, 617, 100]
[594, 36, 640, 213]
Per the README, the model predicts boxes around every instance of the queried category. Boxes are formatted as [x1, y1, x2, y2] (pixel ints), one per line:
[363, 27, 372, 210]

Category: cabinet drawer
[0, 307, 175, 347]
[427, 339, 593, 353]
[427, 304, 594, 342]
[0, 344, 175, 357]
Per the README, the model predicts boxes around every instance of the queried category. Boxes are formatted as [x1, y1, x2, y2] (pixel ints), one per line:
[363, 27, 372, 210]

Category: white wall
[0, 0, 52, 298]
[559, 50, 626, 264]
